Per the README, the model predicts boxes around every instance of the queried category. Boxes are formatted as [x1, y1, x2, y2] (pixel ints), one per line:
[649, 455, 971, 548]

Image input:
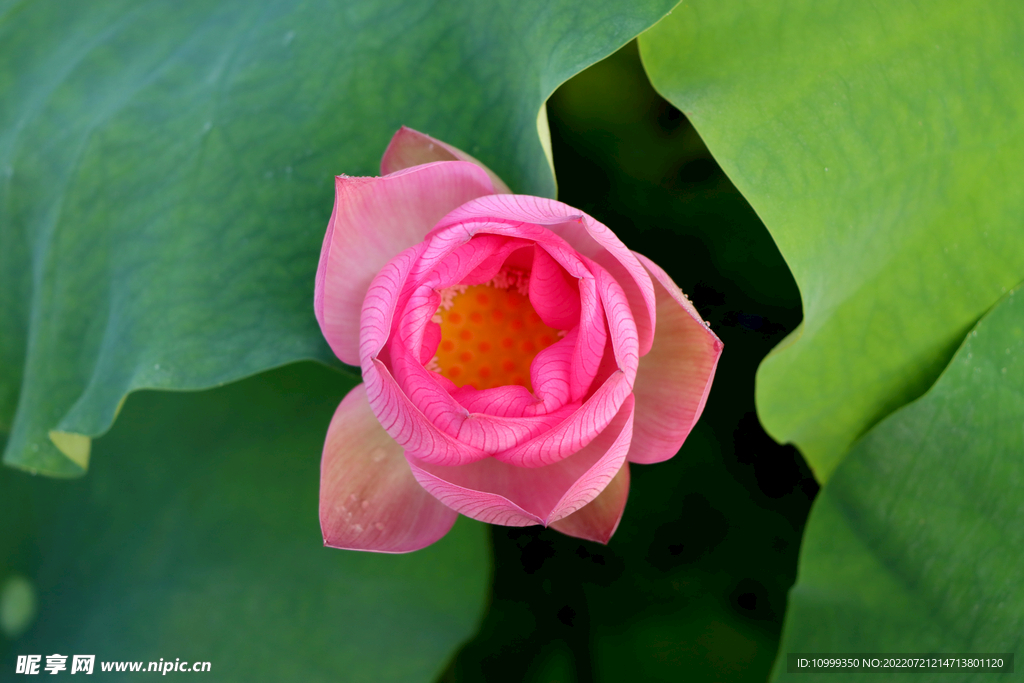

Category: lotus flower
[315, 127, 722, 552]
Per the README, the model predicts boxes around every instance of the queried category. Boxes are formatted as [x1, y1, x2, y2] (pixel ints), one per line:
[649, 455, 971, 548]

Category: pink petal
[380, 331, 583, 464]
[431, 194, 657, 355]
[419, 321, 440, 365]
[494, 370, 632, 467]
[363, 357, 489, 466]
[315, 161, 495, 365]
[454, 407, 577, 454]
[389, 320, 582, 456]
[586, 249, 656, 357]
[461, 242, 533, 286]
[320, 384, 457, 553]
[360, 246, 489, 466]
[569, 273, 607, 402]
[359, 242, 425, 367]
[550, 461, 630, 544]
[372, 232, 601, 455]
[394, 283, 442, 370]
[416, 234, 513, 291]
[451, 384, 547, 417]
[389, 323, 587, 459]
[425, 218, 590, 281]
[546, 394, 634, 523]
[530, 329, 577, 408]
[586, 256, 640, 381]
[628, 253, 723, 464]
[408, 395, 634, 526]
[529, 246, 581, 330]
[381, 126, 513, 194]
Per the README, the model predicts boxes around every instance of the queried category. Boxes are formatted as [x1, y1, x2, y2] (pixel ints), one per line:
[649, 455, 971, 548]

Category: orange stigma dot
[433, 281, 561, 391]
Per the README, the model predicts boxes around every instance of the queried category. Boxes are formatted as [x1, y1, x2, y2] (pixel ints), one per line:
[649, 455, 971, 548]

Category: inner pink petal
[462, 244, 534, 286]
[450, 384, 541, 416]
[426, 217, 591, 280]
[381, 242, 583, 455]
[431, 193, 657, 356]
[493, 369, 632, 468]
[529, 328, 577, 408]
[584, 256, 640, 382]
[529, 246, 581, 330]
[569, 273, 607, 402]
[431, 280, 556, 394]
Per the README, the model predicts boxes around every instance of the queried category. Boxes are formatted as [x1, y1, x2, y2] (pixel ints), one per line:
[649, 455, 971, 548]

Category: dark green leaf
[0, 0, 678, 475]
[640, 1, 1024, 479]
[772, 287, 1024, 679]
[0, 362, 490, 681]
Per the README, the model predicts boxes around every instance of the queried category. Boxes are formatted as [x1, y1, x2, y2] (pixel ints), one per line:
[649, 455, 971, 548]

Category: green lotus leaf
[771, 287, 1024, 678]
[640, 1, 1024, 479]
[0, 0, 677, 476]
[0, 362, 490, 681]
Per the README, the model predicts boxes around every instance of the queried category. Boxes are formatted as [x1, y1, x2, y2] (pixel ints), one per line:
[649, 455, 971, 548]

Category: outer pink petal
[550, 462, 630, 544]
[381, 126, 513, 194]
[431, 194, 657, 355]
[628, 253, 723, 464]
[315, 161, 495, 365]
[408, 458, 542, 527]
[320, 384, 457, 553]
[408, 395, 634, 526]
[546, 394, 634, 523]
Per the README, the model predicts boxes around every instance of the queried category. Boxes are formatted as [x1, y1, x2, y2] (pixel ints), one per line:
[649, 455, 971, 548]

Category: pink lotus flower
[315, 127, 722, 553]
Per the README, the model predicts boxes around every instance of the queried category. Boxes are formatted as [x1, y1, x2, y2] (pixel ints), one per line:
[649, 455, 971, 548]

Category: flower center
[431, 270, 560, 392]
